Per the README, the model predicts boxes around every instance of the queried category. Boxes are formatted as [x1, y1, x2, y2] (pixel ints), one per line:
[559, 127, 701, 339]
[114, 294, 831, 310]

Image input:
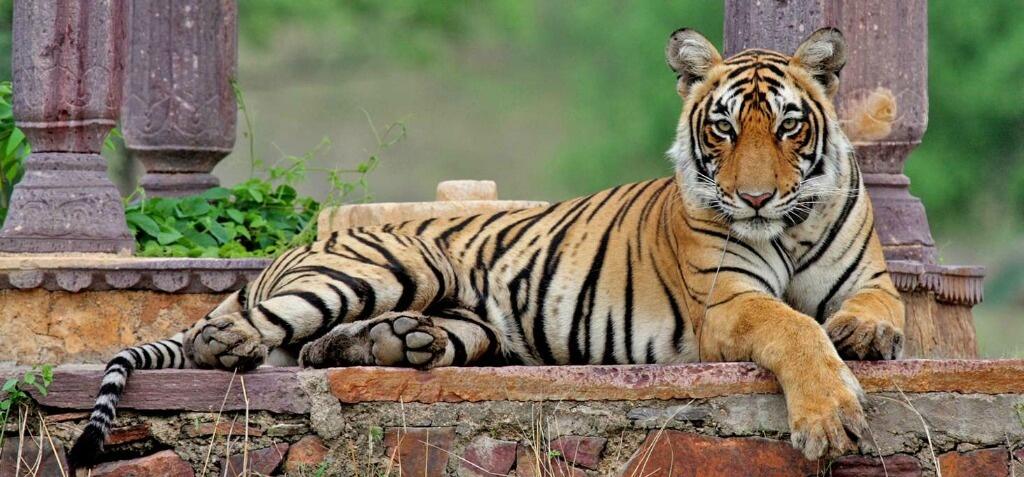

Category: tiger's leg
[700, 291, 867, 460]
[298, 308, 500, 369]
[185, 233, 457, 370]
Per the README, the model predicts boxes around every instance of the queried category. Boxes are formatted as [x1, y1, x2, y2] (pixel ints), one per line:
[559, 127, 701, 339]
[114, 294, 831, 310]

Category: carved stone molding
[122, 0, 238, 197]
[0, 256, 269, 292]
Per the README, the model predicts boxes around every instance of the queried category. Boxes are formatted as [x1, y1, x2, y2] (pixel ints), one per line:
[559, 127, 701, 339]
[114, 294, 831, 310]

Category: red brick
[938, 447, 1009, 477]
[549, 436, 605, 470]
[620, 430, 818, 476]
[384, 427, 455, 477]
[0, 441, 67, 477]
[515, 445, 586, 477]
[185, 420, 263, 438]
[92, 450, 194, 477]
[460, 436, 517, 477]
[106, 423, 152, 446]
[222, 443, 289, 477]
[284, 436, 330, 474]
[44, 411, 89, 423]
[829, 454, 922, 477]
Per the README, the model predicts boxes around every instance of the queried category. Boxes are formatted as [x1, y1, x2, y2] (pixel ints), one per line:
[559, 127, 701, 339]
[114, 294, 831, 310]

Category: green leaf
[226, 208, 245, 224]
[177, 197, 213, 218]
[155, 229, 184, 245]
[2, 378, 16, 393]
[22, 372, 34, 385]
[4, 128, 24, 157]
[184, 229, 218, 248]
[201, 187, 232, 200]
[34, 383, 47, 397]
[206, 220, 231, 245]
[126, 212, 161, 237]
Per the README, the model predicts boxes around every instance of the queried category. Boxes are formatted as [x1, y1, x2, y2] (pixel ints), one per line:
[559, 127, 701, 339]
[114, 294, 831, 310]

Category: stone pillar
[725, 0, 935, 262]
[121, 0, 237, 198]
[0, 0, 134, 254]
[723, 0, 984, 357]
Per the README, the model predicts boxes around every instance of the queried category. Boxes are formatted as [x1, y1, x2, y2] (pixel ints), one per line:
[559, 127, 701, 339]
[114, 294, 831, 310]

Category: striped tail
[67, 333, 190, 470]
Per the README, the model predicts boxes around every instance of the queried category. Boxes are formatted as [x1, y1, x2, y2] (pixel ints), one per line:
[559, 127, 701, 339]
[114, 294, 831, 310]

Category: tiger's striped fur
[70, 27, 904, 468]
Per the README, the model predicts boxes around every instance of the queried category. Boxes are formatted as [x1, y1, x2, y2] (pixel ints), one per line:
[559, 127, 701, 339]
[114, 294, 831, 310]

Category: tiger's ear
[792, 27, 847, 97]
[666, 28, 722, 98]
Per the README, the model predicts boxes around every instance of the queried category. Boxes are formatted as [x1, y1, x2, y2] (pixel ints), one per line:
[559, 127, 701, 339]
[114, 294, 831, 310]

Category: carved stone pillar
[0, 0, 134, 254]
[121, 0, 237, 198]
[724, 0, 984, 357]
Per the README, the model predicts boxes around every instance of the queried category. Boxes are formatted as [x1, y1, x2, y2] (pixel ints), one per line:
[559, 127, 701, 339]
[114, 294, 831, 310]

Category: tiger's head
[666, 27, 852, 242]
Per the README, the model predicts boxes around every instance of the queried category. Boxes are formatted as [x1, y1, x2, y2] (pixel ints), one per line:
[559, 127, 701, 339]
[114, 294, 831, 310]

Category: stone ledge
[9, 359, 1022, 412]
[0, 256, 270, 292]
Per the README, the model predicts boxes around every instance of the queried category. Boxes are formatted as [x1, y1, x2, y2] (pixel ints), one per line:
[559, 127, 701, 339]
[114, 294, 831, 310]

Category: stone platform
[3, 360, 1022, 476]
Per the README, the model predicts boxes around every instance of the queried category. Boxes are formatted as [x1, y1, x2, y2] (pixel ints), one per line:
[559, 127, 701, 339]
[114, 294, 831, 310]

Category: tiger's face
[666, 28, 850, 241]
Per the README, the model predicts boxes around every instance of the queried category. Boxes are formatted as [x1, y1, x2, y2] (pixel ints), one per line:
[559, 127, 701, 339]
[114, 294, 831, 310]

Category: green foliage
[0, 81, 29, 224]
[126, 83, 405, 258]
[0, 364, 54, 449]
[126, 180, 319, 258]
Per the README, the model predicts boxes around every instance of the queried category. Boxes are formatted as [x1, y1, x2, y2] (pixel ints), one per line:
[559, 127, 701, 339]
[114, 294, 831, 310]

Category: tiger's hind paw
[299, 312, 449, 369]
[184, 313, 268, 370]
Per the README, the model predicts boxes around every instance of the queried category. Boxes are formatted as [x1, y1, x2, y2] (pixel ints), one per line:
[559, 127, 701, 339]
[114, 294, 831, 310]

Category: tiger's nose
[738, 190, 774, 209]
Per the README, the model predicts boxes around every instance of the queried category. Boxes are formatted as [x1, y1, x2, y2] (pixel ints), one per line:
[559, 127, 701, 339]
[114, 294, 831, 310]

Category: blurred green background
[0, 1, 1021, 355]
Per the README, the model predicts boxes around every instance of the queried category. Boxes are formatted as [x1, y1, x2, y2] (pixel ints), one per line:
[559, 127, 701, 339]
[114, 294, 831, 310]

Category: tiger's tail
[67, 333, 191, 470]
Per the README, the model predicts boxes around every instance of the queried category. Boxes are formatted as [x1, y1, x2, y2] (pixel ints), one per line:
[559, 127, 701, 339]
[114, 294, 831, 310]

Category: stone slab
[17, 366, 309, 413]
[4, 360, 1021, 412]
[326, 360, 1024, 403]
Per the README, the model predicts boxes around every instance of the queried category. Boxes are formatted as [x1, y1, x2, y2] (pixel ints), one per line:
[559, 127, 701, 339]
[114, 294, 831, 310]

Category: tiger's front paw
[184, 313, 268, 371]
[787, 366, 868, 460]
[825, 312, 903, 360]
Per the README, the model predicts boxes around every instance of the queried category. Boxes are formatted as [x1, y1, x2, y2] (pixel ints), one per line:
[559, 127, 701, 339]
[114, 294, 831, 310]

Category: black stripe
[351, 231, 418, 311]
[692, 265, 777, 296]
[655, 267, 687, 354]
[257, 304, 295, 345]
[815, 218, 873, 322]
[445, 330, 468, 365]
[289, 265, 378, 321]
[415, 218, 437, 235]
[437, 215, 479, 244]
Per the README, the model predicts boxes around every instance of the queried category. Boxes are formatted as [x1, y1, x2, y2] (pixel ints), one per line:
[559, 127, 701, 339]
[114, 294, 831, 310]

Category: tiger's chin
[729, 217, 786, 242]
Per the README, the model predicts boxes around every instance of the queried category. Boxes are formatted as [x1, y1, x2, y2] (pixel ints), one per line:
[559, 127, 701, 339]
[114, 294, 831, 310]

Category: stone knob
[436, 180, 498, 202]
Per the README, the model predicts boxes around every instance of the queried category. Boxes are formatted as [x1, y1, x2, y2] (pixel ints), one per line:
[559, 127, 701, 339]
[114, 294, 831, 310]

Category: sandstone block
[829, 454, 922, 477]
[221, 443, 289, 477]
[549, 436, 605, 470]
[459, 436, 517, 477]
[515, 445, 586, 477]
[938, 447, 1009, 477]
[284, 436, 330, 474]
[107, 423, 153, 446]
[92, 450, 194, 477]
[383, 427, 455, 477]
[620, 430, 819, 476]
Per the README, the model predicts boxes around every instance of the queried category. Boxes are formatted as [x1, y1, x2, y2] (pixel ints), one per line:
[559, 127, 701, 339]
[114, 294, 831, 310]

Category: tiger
[69, 27, 904, 469]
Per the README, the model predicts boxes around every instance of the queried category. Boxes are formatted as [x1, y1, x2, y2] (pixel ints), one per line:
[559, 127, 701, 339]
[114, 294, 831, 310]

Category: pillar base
[139, 172, 220, 198]
[0, 152, 134, 254]
[862, 173, 937, 263]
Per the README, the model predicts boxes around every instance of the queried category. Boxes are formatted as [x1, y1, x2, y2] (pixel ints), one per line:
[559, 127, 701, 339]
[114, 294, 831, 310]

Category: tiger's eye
[781, 118, 798, 131]
[715, 120, 732, 133]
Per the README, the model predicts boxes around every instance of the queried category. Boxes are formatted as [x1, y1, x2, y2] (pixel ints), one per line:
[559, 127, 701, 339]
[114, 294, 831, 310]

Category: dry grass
[0, 404, 68, 477]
